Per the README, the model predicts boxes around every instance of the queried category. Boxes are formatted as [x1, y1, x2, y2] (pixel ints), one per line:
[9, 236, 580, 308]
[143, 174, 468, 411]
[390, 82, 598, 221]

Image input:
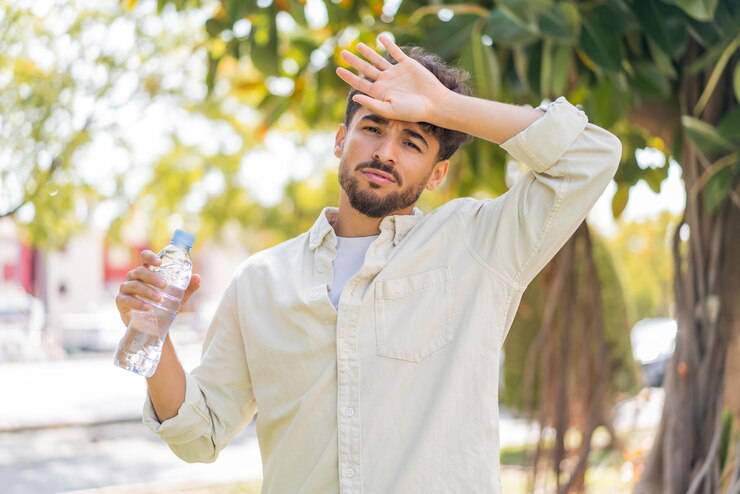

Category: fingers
[185, 273, 201, 296]
[356, 42, 393, 70]
[335, 36, 404, 92]
[140, 249, 161, 268]
[119, 279, 163, 305]
[378, 34, 407, 63]
[351, 94, 392, 117]
[127, 265, 167, 289]
[119, 263, 166, 312]
[116, 293, 153, 313]
[336, 67, 374, 94]
[182, 273, 201, 305]
[340, 50, 382, 81]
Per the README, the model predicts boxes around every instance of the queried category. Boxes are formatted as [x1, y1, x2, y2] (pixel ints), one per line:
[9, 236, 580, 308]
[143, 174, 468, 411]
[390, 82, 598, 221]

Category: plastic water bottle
[114, 230, 195, 377]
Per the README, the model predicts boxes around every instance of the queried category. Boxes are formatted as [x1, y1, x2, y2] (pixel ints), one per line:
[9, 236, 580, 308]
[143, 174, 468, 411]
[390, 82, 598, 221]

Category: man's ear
[426, 160, 450, 191]
[334, 124, 347, 158]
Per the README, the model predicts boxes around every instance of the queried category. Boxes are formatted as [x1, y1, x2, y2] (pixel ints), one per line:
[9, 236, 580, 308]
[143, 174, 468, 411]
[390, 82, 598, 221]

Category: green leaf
[423, 15, 478, 60]
[643, 165, 669, 194]
[301, 72, 320, 126]
[611, 183, 629, 218]
[580, 8, 625, 73]
[682, 116, 737, 159]
[734, 63, 740, 103]
[500, 0, 553, 22]
[458, 20, 501, 101]
[590, 77, 623, 127]
[512, 46, 531, 94]
[693, 38, 739, 116]
[717, 106, 740, 144]
[539, 40, 552, 98]
[249, 10, 279, 76]
[630, 60, 671, 98]
[226, 0, 257, 22]
[646, 38, 677, 79]
[205, 17, 227, 38]
[206, 52, 219, 95]
[526, 42, 543, 98]
[633, 0, 688, 59]
[484, 8, 538, 47]
[702, 162, 734, 212]
[663, 0, 718, 22]
[550, 44, 571, 96]
[686, 38, 730, 75]
[537, 1, 580, 44]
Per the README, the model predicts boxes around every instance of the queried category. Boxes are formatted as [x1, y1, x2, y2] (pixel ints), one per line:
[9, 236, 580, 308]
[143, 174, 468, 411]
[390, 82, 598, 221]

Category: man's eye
[404, 141, 421, 151]
[365, 126, 380, 134]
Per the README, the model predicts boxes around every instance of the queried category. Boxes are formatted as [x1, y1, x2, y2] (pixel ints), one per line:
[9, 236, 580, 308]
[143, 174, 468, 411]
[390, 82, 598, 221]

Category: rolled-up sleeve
[142, 272, 257, 463]
[461, 96, 621, 288]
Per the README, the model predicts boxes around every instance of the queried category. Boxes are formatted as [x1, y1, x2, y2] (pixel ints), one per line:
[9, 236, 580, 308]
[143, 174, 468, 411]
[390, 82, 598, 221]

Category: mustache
[356, 161, 401, 185]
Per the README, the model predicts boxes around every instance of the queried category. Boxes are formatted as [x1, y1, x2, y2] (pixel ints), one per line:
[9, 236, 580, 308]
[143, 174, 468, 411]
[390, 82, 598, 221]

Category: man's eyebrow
[402, 129, 429, 150]
[359, 114, 389, 126]
[359, 113, 430, 149]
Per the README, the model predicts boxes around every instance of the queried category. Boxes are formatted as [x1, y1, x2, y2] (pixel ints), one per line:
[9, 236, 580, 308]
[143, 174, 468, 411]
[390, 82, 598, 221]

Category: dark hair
[343, 45, 473, 161]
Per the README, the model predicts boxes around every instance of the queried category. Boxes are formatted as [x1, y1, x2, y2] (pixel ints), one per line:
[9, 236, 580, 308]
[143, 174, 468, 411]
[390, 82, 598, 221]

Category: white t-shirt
[329, 235, 378, 307]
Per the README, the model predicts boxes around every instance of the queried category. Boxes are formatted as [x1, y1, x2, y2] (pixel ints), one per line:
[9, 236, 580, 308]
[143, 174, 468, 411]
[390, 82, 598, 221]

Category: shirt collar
[308, 206, 424, 251]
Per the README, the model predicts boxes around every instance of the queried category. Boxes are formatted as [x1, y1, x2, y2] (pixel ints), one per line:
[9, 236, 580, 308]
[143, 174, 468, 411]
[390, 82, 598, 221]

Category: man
[116, 35, 621, 493]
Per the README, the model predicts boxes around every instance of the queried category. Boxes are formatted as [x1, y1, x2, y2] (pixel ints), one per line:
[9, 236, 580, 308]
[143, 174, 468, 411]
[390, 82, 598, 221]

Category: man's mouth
[361, 169, 396, 185]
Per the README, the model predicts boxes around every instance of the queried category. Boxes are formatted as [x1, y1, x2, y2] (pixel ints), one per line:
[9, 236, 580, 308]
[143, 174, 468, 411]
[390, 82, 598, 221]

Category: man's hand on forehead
[336, 35, 451, 126]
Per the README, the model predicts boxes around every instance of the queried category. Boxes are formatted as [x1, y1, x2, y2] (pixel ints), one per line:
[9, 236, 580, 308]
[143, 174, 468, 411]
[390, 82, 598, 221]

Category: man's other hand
[115, 249, 201, 327]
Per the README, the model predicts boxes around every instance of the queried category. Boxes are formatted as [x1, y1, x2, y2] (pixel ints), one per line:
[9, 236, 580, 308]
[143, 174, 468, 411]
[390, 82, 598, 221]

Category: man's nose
[372, 137, 398, 165]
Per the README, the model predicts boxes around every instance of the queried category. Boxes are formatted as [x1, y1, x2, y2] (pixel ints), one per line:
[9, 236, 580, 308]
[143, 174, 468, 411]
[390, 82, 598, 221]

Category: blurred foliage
[7, 0, 737, 249]
[151, 0, 737, 217]
[501, 234, 640, 413]
[606, 211, 679, 326]
[0, 0, 231, 248]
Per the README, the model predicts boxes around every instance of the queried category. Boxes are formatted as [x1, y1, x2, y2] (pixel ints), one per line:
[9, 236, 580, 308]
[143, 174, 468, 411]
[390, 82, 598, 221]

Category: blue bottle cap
[171, 229, 195, 249]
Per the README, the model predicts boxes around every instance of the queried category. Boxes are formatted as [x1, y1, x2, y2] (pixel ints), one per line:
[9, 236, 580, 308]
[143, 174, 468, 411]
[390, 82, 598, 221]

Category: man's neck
[333, 193, 414, 237]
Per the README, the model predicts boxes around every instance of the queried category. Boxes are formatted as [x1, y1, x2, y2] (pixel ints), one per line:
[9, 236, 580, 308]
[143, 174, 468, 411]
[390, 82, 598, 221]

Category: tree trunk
[525, 223, 616, 493]
[636, 38, 740, 494]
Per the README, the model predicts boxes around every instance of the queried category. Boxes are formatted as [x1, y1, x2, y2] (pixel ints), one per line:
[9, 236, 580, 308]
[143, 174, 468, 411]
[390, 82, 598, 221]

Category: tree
[0, 1, 240, 248]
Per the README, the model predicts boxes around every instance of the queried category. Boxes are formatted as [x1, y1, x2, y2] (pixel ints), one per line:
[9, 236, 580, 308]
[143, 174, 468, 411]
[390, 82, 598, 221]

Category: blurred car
[0, 284, 46, 361]
[630, 317, 677, 387]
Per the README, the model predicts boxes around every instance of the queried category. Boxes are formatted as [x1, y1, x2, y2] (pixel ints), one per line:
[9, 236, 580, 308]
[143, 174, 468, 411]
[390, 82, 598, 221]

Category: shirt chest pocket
[374, 267, 453, 363]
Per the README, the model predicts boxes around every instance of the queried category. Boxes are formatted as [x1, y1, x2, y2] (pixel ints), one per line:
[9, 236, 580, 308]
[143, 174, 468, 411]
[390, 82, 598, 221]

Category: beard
[339, 159, 429, 218]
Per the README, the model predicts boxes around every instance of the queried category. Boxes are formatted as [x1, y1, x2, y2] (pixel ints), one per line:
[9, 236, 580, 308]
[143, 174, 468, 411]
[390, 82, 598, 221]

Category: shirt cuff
[500, 96, 588, 174]
[142, 372, 211, 445]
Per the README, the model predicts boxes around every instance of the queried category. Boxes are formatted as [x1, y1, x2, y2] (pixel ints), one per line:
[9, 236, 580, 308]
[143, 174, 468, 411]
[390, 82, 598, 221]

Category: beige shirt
[143, 96, 621, 494]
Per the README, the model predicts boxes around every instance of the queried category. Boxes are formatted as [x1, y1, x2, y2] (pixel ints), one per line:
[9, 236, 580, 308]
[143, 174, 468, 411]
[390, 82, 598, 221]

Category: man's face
[334, 108, 449, 218]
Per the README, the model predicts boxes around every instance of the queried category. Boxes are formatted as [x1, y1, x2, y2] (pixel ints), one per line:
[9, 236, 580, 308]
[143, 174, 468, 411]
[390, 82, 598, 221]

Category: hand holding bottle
[114, 230, 197, 377]
[116, 249, 201, 327]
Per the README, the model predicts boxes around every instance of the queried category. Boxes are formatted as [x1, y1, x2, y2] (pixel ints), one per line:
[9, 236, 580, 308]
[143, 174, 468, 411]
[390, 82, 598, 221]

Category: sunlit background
[2, 0, 738, 492]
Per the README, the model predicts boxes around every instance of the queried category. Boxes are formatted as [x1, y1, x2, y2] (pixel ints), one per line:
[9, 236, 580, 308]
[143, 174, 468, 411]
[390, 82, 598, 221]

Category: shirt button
[343, 467, 355, 478]
[342, 407, 355, 417]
